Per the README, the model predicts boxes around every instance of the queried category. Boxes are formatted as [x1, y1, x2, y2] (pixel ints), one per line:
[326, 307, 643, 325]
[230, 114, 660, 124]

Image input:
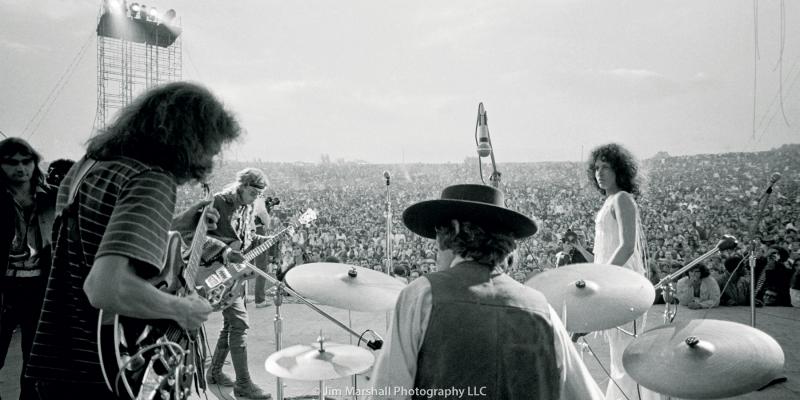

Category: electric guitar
[196, 208, 317, 311]
[98, 187, 213, 400]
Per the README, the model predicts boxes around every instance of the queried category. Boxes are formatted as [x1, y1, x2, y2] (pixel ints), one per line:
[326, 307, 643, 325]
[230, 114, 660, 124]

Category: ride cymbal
[285, 262, 406, 312]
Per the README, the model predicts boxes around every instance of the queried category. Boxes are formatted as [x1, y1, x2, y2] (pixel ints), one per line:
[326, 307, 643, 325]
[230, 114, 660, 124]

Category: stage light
[139, 4, 148, 20]
[104, 0, 123, 14]
[130, 2, 140, 12]
[149, 7, 159, 20]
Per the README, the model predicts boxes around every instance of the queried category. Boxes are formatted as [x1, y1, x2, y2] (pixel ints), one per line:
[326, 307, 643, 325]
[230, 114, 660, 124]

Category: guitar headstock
[297, 208, 318, 226]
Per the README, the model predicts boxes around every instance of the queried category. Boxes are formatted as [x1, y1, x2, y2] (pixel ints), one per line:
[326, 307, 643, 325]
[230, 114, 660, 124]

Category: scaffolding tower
[95, 3, 182, 128]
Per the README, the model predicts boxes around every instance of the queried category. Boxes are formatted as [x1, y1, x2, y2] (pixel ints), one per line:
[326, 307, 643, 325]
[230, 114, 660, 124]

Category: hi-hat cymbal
[525, 263, 655, 332]
[265, 342, 375, 381]
[285, 262, 406, 312]
[623, 319, 784, 399]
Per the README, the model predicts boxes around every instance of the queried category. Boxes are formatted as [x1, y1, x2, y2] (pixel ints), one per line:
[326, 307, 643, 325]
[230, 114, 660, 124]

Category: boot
[231, 345, 271, 399]
[206, 342, 235, 387]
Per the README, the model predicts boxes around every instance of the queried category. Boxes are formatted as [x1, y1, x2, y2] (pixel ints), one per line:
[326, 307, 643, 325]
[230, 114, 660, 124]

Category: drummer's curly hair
[436, 221, 516, 268]
[587, 143, 641, 196]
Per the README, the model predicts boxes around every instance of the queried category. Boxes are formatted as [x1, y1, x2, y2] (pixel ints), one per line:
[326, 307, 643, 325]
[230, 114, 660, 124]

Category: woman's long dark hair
[586, 143, 642, 196]
[87, 82, 241, 184]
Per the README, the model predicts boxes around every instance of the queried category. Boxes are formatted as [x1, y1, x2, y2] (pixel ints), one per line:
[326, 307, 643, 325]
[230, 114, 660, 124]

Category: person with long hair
[25, 82, 240, 399]
[586, 143, 659, 400]
[202, 167, 271, 399]
[0, 137, 56, 400]
[676, 263, 721, 309]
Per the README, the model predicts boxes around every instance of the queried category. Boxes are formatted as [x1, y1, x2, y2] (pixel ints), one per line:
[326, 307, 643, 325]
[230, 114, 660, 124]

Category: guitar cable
[115, 341, 187, 398]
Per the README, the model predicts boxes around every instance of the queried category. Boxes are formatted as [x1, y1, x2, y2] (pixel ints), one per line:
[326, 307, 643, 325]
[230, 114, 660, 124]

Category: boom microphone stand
[248, 262, 384, 347]
[654, 235, 738, 324]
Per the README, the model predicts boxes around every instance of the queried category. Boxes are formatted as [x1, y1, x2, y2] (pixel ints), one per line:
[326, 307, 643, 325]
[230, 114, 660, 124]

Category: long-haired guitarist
[25, 82, 240, 399]
[201, 167, 271, 399]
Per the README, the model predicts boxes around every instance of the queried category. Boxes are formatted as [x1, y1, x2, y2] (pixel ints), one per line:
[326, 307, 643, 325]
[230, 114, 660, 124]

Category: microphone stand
[474, 102, 502, 189]
[654, 235, 737, 325]
[384, 173, 392, 332]
[247, 262, 384, 348]
[747, 182, 775, 327]
[488, 148, 501, 189]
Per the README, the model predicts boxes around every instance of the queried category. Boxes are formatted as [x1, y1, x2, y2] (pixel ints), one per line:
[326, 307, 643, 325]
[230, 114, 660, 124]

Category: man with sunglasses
[202, 167, 272, 399]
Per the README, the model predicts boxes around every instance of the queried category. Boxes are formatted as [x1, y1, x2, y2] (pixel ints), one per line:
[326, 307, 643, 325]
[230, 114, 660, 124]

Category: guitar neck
[184, 190, 212, 289]
[243, 224, 295, 262]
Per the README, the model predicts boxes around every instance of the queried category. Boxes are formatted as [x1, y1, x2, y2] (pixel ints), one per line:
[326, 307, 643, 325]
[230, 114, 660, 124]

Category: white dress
[594, 192, 660, 400]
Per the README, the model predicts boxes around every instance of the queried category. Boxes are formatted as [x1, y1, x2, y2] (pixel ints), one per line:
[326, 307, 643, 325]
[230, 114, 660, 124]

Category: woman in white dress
[586, 143, 660, 400]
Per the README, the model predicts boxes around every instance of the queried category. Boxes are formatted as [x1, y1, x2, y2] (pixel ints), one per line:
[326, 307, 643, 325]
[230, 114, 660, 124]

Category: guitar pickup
[232, 264, 247, 273]
[204, 267, 232, 289]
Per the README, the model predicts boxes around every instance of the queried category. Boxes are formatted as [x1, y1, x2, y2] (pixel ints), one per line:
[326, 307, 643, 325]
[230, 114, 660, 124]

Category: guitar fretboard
[244, 224, 296, 262]
[184, 186, 212, 289]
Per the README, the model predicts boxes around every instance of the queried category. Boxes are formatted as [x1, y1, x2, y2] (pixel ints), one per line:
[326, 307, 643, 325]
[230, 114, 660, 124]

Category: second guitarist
[201, 168, 272, 399]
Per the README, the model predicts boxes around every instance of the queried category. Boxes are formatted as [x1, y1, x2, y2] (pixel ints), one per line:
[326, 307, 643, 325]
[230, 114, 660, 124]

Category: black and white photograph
[1, 1, 798, 399]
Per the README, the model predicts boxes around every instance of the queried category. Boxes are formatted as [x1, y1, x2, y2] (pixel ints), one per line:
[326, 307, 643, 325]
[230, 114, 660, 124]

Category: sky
[1, 0, 799, 164]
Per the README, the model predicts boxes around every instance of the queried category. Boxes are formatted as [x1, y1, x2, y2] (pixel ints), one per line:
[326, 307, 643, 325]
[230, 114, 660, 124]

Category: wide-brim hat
[402, 184, 537, 240]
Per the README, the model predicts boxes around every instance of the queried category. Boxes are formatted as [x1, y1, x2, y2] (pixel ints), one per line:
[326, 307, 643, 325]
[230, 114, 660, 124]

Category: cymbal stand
[246, 262, 384, 349]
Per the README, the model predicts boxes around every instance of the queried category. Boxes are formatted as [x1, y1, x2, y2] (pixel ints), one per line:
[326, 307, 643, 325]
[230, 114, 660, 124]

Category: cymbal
[285, 262, 406, 311]
[623, 319, 784, 399]
[525, 263, 655, 332]
[265, 342, 375, 381]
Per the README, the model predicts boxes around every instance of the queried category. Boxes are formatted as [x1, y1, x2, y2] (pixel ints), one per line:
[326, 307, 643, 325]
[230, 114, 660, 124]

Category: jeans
[218, 297, 249, 350]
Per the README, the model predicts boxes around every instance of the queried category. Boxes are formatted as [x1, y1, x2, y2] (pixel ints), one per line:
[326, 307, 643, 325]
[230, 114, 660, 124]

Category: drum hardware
[242, 262, 384, 399]
[265, 335, 375, 400]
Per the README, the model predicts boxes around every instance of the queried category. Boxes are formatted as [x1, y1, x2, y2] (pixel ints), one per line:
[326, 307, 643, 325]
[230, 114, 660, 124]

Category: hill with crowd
[175, 144, 800, 290]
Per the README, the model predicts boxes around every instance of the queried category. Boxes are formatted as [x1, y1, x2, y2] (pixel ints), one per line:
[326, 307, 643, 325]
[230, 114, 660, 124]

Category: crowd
[171, 144, 800, 307]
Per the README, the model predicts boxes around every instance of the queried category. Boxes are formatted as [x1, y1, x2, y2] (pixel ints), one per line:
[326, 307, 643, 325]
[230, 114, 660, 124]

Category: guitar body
[98, 232, 205, 400]
[195, 242, 256, 312]
[196, 208, 318, 311]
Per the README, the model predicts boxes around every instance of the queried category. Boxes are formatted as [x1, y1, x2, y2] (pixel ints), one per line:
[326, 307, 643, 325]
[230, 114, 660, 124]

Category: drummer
[369, 184, 602, 400]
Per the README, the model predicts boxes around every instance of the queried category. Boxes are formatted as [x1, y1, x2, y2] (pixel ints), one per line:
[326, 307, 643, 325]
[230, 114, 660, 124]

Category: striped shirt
[26, 157, 176, 383]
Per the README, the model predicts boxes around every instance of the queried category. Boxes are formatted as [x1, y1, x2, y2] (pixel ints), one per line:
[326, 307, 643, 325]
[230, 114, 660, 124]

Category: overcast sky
[1, 0, 798, 164]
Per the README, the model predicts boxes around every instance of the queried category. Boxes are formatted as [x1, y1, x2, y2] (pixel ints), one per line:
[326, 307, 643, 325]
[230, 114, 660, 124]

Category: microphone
[383, 170, 390, 186]
[366, 331, 385, 350]
[757, 172, 781, 202]
[476, 103, 491, 157]
[765, 172, 781, 193]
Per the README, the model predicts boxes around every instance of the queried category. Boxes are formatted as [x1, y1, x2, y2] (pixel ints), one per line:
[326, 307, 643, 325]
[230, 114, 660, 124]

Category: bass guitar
[98, 186, 213, 400]
[196, 208, 317, 311]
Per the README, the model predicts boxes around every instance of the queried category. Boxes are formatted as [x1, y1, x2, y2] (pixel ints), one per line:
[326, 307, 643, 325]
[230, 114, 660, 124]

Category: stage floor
[2, 304, 798, 399]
